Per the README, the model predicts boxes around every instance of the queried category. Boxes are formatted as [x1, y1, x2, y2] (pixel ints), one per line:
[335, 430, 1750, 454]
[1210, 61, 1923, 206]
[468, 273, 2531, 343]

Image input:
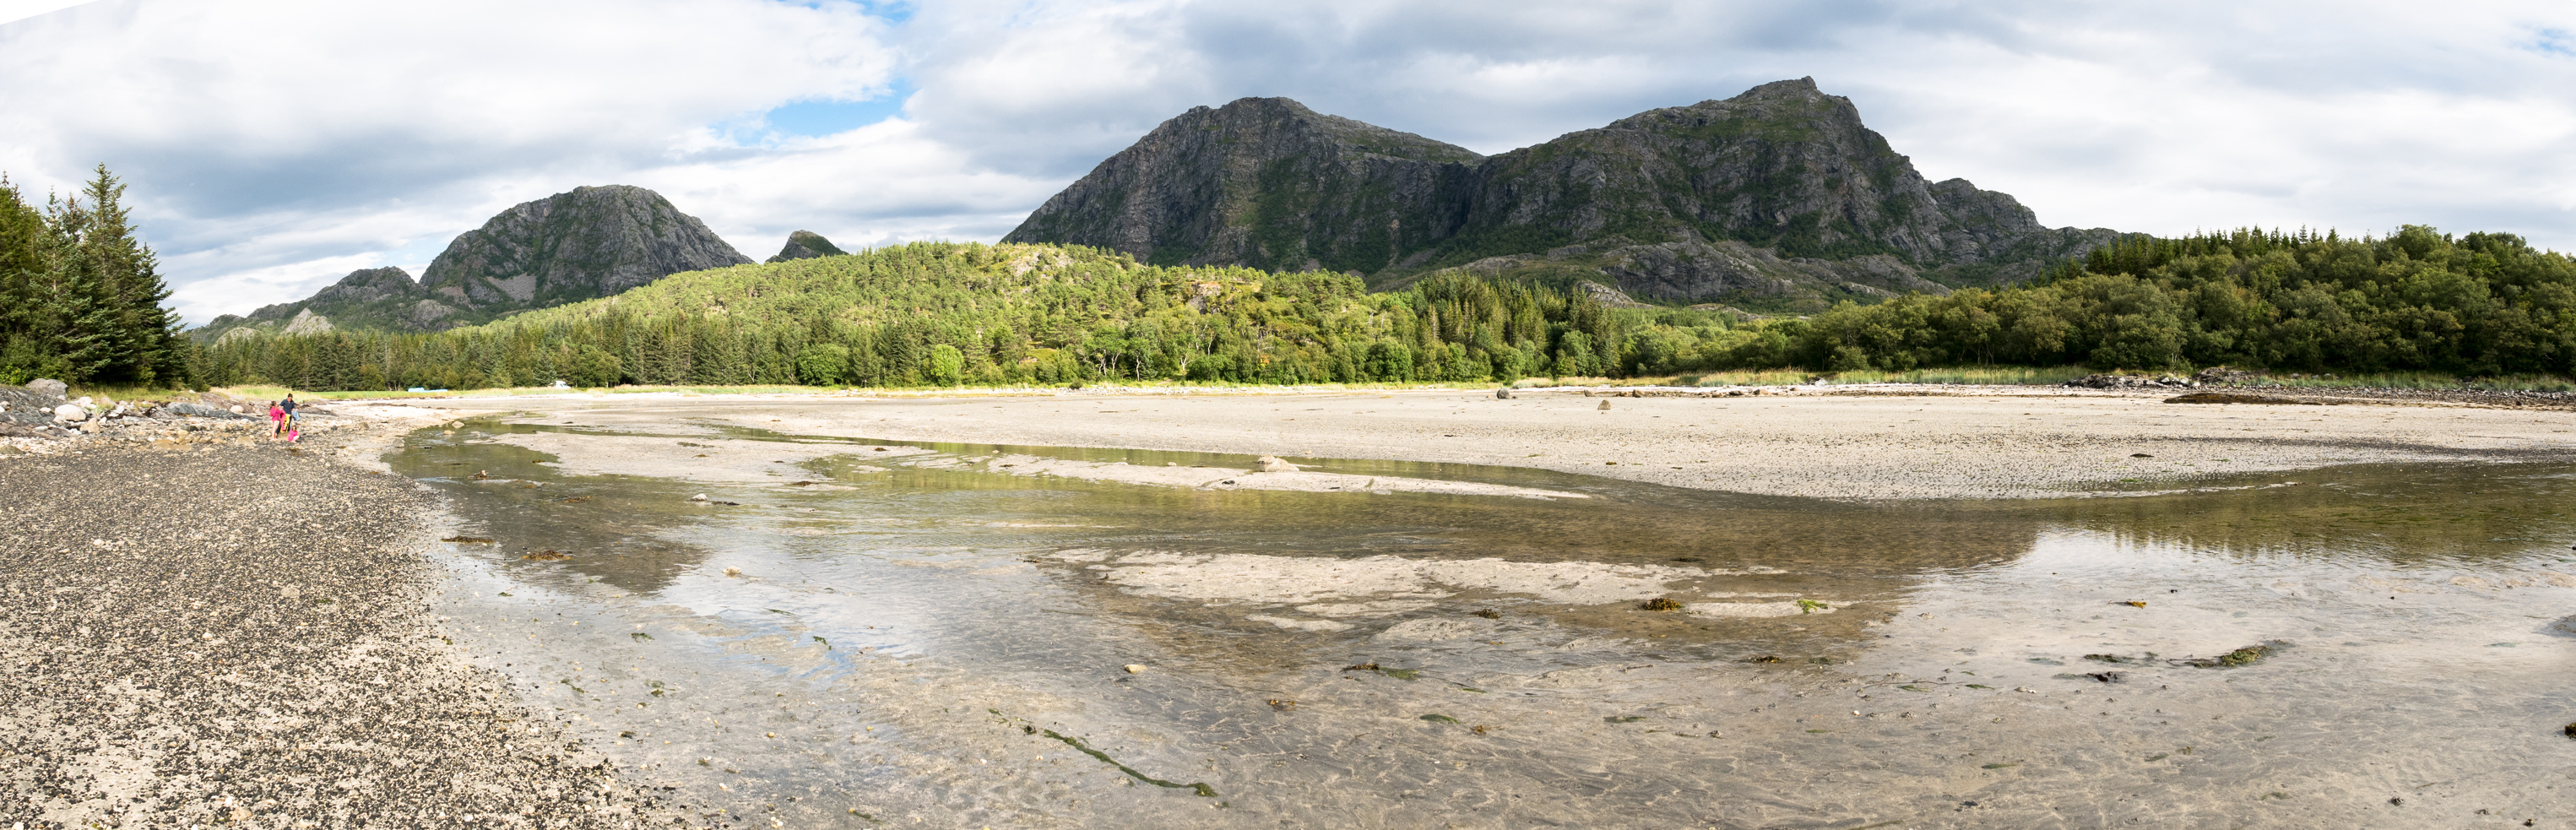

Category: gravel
[0, 442, 681, 828]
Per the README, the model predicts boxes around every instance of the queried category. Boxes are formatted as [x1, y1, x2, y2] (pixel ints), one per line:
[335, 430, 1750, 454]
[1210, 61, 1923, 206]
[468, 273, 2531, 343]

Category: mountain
[1003, 79, 2121, 312]
[196, 185, 750, 339]
[765, 230, 848, 263]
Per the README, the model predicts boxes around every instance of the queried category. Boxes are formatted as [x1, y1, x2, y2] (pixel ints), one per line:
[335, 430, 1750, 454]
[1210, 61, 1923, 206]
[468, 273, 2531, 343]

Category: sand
[415, 384, 2576, 500]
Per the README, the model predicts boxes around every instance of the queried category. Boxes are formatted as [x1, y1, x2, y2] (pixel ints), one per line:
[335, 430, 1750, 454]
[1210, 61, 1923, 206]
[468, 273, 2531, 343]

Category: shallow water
[391, 417, 2576, 828]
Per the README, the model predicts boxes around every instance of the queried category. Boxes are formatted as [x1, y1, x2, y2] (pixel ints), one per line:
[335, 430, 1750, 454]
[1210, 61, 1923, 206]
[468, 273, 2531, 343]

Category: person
[274, 393, 298, 440]
[268, 399, 285, 437]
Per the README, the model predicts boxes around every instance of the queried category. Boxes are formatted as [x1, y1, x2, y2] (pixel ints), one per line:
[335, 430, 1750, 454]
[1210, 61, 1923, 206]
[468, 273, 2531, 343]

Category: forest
[0, 166, 191, 388]
[8, 161, 2571, 393]
[187, 225, 2576, 392]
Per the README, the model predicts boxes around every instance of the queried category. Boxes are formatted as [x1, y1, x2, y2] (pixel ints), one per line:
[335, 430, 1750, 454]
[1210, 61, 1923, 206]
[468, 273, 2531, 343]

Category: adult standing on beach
[274, 393, 298, 439]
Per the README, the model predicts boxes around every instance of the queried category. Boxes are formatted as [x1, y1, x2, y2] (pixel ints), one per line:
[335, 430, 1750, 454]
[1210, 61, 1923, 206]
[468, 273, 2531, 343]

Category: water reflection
[393, 417, 2576, 829]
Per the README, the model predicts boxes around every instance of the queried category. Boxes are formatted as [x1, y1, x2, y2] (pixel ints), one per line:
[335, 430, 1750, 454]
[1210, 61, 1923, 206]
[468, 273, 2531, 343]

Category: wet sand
[419, 384, 2576, 500]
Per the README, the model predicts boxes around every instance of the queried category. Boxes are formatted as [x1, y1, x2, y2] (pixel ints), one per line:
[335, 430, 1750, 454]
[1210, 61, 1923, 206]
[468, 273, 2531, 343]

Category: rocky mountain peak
[419, 184, 751, 312]
[1005, 79, 2119, 309]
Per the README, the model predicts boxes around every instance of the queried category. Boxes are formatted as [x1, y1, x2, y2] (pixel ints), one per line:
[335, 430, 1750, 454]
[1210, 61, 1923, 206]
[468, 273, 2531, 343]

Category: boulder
[26, 378, 66, 398]
[165, 402, 252, 420]
[1255, 455, 1299, 473]
[1495, 387, 1513, 399]
[52, 403, 88, 422]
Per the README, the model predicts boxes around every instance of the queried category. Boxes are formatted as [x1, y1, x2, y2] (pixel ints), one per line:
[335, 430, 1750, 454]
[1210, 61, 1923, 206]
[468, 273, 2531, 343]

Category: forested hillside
[0, 166, 191, 388]
[193, 225, 2576, 393]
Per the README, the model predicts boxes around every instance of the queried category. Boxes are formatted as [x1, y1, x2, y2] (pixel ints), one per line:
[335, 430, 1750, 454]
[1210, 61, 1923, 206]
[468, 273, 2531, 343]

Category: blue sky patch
[764, 84, 913, 137]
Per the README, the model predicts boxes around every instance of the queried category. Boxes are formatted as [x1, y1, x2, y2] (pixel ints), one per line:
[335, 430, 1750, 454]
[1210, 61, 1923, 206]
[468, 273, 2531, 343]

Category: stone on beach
[1256, 455, 1299, 472]
[25, 378, 67, 398]
[53, 403, 87, 422]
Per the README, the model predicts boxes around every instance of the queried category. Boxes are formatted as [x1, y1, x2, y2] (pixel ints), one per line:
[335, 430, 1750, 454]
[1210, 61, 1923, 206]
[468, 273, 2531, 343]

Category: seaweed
[1032, 727, 1219, 798]
[2172, 641, 2285, 668]
[1639, 597, 1684, 611]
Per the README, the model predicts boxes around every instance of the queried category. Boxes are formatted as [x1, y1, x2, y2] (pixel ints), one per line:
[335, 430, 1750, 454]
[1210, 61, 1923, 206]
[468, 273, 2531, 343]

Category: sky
[2, 0, 2571, 326]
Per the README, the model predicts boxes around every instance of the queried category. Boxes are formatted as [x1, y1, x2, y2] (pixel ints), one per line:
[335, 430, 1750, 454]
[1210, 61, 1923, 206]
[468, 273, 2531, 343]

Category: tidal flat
[383, 388, 2574, 828]
[7, 386, 2573, 828]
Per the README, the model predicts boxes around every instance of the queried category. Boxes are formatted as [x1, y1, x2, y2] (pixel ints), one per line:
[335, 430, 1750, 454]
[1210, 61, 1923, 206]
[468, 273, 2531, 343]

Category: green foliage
[198, 225, 2576, 391]
[0, 165, 193, 388]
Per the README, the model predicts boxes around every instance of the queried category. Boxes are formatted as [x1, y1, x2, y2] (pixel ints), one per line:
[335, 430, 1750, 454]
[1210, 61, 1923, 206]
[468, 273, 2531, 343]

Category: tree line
[195, 225, 2576, 392]
[0, 166, 190, 388]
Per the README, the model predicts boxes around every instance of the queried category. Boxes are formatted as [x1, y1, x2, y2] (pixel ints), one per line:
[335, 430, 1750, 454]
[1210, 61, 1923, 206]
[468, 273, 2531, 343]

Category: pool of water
[390, 416, 2576, 829]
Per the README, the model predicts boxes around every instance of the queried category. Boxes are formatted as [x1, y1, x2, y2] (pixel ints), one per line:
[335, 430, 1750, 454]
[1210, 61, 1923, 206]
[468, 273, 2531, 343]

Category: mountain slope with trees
[193, 225, 2576, 393]
[1003, 79, 2121, 312]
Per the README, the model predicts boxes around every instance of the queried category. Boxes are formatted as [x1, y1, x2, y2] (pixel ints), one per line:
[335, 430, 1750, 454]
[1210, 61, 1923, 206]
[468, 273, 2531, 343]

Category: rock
[1495, 387, 1513, 399]
[690, 494, 709, 502]
[52, 403, 87, 422]
[279, 584, 301, 599]
[165, 402, 250, 419]
[229, 404, 245, 414]
[1256, 455, 1299, 473]
[1123, 664, 1148, 674]
[26, 378, 66, 398]
[763, 230, 849, 263]
[1598, 400, 1613, 410]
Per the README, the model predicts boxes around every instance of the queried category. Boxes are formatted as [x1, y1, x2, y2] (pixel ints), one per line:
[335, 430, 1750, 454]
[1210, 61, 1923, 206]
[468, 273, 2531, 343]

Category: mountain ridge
[195, 185, 751, 339]
[1004, 79, 2122, 312]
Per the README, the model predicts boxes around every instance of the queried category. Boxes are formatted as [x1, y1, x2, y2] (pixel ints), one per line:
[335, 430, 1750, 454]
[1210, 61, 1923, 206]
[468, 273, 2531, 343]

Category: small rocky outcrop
[26, 378, 66, 398]
[2065, 373, 2198, 389]
[764, 231, 848, 263]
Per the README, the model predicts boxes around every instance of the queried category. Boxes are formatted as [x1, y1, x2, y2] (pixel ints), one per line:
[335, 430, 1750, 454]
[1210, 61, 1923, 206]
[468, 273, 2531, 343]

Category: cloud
[4, 0, 2573, 325]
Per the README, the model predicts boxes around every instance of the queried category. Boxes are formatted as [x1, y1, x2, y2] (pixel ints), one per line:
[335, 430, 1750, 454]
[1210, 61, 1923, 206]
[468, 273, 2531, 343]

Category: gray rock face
[193, 186, 750, 341]
[764, 231, 848, 263]
[1004, 96, 1485, 270]
[52, 403, 87, 422]
[26, 379, 66, 399]
[1006, 79, 2123, 299]
[163, 402, 252, 420]
[420, 185, 751, 311]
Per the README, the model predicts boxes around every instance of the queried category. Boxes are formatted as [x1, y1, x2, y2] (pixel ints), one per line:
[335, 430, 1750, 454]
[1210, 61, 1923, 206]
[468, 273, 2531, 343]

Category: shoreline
[0, 412, 680, 827]
[412, 383, 2576, 501]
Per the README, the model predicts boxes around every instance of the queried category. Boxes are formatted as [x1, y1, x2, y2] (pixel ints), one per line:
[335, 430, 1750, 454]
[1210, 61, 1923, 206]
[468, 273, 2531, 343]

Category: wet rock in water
[52, 403, 86, 422]
[1639, 597, 1684, 611]
[521, 550, 572, 561]
[1124, 664, 1148, 674]
[1255, 455, 1299, 473]
[2173, 641, 2283, 668]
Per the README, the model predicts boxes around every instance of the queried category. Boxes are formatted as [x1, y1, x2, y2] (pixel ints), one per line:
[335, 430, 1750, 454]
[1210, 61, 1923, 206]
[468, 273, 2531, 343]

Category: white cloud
[5, 0, 2573, 326]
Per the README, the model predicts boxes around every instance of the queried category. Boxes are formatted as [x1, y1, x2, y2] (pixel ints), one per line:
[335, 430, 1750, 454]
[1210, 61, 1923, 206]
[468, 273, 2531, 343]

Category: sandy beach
[421, 383, 2576, 500]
